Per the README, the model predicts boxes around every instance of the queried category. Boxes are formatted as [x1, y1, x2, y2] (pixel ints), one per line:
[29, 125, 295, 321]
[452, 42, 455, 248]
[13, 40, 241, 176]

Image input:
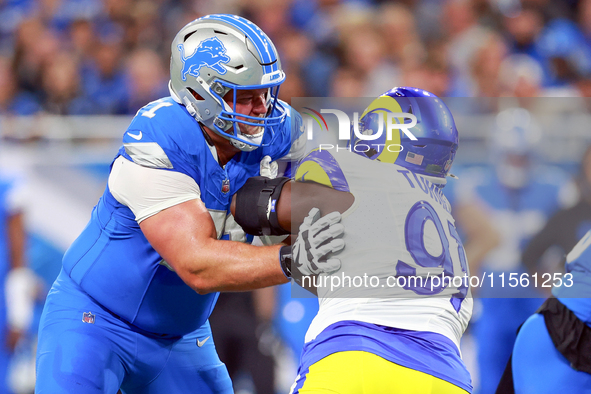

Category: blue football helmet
[491, 107, 541, 189]
[169, 14, 286, 152]
[350, 87, 459, 185]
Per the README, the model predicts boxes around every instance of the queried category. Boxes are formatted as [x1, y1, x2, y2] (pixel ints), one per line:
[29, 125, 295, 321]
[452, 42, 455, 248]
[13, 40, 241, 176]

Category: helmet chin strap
[229, 128, 264, 151]
[241, 128, 265, 139]
[423, 174, 448, 188]
[230, 139, 258, 152]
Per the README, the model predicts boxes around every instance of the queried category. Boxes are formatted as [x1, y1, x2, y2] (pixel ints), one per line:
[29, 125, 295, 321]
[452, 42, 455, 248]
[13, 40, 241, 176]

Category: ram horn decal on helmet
[350, 87, 459, 186]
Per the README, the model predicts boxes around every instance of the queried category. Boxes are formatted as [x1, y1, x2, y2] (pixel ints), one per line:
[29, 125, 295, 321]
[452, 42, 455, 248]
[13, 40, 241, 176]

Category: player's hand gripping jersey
[295, 148, 473, 349]
[61, 97, 304, 336]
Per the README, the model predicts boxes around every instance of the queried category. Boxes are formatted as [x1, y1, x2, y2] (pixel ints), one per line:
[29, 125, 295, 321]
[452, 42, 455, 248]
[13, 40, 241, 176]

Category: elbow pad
[234, 176, 290, 236]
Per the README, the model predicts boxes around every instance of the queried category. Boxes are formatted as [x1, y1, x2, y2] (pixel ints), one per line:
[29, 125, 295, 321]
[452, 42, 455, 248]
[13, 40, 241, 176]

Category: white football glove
[292, 208, 345, 276]
[260, 155, 278, 179]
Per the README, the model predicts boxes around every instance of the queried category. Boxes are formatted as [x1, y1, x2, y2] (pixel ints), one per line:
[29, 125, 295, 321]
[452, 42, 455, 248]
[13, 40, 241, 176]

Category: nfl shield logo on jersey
[222, 179, 230, 194]
[82, 312, 95, 324]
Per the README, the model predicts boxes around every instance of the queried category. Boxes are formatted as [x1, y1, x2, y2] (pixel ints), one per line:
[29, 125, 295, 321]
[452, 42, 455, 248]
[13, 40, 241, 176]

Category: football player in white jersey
[233, 87, 473, 393]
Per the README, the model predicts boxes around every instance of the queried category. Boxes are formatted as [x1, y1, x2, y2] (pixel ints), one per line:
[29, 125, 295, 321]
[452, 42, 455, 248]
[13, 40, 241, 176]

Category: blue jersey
[61, 97, 301, 337]
[454, 165, 574, 394]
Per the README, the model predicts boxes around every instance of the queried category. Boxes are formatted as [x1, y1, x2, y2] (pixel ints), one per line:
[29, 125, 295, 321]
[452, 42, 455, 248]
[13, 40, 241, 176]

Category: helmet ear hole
[183, 31, 197, 42]
[188, 88, 204, 101]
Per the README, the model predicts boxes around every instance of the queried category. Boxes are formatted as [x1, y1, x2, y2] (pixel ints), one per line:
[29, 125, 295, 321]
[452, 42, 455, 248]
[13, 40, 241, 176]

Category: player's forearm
[140, 200, 289, 294]
[277, 181, 353, 231]
[7, 212, 26, 269]
[173, 240, 288, 294]
[231, 180, 354, 234]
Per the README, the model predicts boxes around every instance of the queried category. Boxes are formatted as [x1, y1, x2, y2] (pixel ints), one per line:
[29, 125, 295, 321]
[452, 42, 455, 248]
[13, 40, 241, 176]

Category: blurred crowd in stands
[3, 1, 591, 393]
[2, 0, 591, 118]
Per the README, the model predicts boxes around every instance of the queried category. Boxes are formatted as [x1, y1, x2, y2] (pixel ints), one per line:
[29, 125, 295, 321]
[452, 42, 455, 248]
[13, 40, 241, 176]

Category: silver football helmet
[169, 14, 286, 152]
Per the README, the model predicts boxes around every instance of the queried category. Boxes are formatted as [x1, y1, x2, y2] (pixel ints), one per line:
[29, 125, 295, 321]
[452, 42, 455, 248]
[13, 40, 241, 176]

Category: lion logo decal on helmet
[177, 37, 230, 81]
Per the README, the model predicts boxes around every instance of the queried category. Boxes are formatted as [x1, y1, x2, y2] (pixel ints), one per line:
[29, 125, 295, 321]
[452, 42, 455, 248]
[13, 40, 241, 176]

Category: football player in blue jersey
[496, 229, 591, 393]
[0, 174, 39, 394]
[522, 145, 591, 277]
[233, 87, 474, 393]
[452, 107, 577, 394]
[34, 14, 345, 394]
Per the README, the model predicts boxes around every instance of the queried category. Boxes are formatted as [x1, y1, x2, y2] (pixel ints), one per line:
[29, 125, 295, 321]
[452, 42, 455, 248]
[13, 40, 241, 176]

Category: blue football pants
[35, 269, 233, 393]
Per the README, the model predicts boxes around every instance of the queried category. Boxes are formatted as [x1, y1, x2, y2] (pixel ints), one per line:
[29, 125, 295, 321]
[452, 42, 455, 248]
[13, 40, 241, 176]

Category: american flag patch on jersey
[405, 152, 424, 165]
[82, 312, 95, 324]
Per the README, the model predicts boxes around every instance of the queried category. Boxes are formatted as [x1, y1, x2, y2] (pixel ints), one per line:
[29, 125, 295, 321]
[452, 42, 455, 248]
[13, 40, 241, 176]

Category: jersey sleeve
[108, 156, 201, 223]
[118, 98, 207, 184]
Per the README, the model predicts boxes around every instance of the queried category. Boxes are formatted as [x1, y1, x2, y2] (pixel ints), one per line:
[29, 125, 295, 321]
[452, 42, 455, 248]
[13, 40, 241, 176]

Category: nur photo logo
[302, 107, 418, 142]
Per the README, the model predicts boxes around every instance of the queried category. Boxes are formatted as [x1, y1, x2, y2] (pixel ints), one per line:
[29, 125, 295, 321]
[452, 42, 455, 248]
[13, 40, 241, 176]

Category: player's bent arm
[231, 179, 352, 295]
[284, 181, 354, 230]
[139, 200, 288, 294]
[231, 180, 354, 234]
[109, 156, 288, 294]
